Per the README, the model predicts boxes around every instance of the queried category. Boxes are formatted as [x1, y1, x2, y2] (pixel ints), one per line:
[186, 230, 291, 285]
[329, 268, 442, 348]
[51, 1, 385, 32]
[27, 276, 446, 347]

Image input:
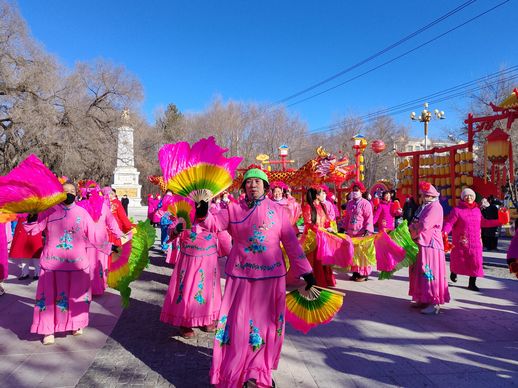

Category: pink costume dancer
[341, 181, 374, 281]
[373, 191, 402, 231]
[210, 197, 232, 258]
[84, 195, 123, 296]
[0, 221, 12, 295]
[442, 188, 500, 291]
[160, 211, 222, 337]
[301, 187, 336, 287]
[409, 182, 450, 315]
[152, 195, 163, 226]
[25, 184, 96, 344]
[146, 194, 155, 223]
[210, 169, 314, 388]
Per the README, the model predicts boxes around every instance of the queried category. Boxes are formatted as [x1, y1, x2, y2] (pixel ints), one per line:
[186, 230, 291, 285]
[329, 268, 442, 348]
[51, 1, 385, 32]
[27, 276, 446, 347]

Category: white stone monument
[112, 110, 142, 207]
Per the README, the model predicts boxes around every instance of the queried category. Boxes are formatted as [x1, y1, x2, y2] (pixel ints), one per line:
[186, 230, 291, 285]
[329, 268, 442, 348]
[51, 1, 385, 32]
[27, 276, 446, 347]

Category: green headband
[243, 168, 269, 184]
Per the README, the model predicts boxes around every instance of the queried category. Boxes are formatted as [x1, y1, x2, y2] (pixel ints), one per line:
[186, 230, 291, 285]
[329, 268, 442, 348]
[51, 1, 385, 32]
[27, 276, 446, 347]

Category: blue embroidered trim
[235, 261, 282, 271]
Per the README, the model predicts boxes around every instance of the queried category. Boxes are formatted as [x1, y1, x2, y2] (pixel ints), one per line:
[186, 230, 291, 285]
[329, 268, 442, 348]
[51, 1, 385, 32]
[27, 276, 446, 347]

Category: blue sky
[15, 0, 518, 139]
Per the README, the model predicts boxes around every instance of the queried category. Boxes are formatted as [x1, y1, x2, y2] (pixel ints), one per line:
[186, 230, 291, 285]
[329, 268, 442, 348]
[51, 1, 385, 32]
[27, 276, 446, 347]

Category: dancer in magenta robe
[25, 182, 97, 345]
[209, 168, 315, 388]
[409, 181, 450, 315]
[341, 181, 374, 281]
[443, 188, 500, 291]
[161, 208, 222, 338]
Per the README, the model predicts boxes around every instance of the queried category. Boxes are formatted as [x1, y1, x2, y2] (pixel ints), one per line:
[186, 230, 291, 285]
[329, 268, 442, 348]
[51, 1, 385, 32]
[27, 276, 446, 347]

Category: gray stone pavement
[1, 210, 517, 387]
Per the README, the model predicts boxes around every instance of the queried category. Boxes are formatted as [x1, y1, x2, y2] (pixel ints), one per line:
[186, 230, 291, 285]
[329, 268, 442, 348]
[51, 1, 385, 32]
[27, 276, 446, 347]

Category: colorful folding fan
[0, 154, 66, 214]
[378, 220, 419, 280]
[107, 220, 156, 307]
[158, 136, 243, 202]
[286, 286, 344, 334]
[316, 229, 354, 267]
[161, 194, 195, 229]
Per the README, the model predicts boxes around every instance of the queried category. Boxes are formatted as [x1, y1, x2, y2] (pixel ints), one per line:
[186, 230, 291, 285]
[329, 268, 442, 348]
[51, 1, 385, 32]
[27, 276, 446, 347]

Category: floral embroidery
[215, 315, 230, 346]
[35, 294, 46, 311]
[56, 217, 81, 250]
[277, 313, 284, 336]
[181, 243, 217, 252]
[56, 291, 69, 312]
[204, 233, 213, 241]
[245, 226, 267, 254]
[194, 269, 206, 304]
[235, 261, 282, 271]
[46, 256, 83, 264]
[189, 231, 197, 242]
[249, 319, 265, 351]
[176, 269, 186, 304]
[423, 264, 435, 281]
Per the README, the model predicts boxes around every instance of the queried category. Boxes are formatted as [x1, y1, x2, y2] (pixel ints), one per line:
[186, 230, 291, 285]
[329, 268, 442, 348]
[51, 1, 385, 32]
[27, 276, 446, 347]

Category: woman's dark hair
[240, 178, 269, 193]
[306, 188, 327, 224]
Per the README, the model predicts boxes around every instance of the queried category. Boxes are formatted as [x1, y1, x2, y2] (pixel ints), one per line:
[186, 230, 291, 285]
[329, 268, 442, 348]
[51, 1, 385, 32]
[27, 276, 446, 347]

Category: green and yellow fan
[161, 194, 195, 229]
[285, 286, 344, 334]
[158, 136, 243, 203]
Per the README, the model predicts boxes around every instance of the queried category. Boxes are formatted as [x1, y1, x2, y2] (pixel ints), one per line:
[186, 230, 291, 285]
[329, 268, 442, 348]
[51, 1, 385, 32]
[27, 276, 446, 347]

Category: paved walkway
[1, 213, 517, 387]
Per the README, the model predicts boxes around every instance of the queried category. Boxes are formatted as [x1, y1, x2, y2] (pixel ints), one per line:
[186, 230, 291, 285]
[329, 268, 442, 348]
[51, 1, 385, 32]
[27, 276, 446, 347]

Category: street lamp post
[410, 103, 445, 150]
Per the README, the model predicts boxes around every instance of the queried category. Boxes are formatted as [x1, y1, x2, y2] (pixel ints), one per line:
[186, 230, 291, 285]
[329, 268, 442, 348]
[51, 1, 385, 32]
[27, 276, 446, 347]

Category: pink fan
[158, 137, 242, 202]
[0, 154, 66, 214]
[374, 231, 406, 272]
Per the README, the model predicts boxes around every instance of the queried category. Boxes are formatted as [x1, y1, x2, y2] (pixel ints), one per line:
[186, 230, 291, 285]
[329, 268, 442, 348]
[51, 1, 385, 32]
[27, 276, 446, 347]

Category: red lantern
[371, 140, 386, 154]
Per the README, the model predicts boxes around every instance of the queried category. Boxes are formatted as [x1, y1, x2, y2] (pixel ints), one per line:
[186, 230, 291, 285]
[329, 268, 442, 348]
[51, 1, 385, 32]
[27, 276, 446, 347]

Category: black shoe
[272, 379, 276, 388]
[450, 273, 457, 283]
[18, 275, 29, 280]
[468, 277, 480, 292]
[350, 272, 360, 281]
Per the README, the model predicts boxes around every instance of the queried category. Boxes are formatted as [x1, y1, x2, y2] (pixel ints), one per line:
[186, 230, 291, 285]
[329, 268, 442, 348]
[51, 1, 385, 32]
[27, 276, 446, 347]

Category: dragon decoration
[148, 146, 357, 193]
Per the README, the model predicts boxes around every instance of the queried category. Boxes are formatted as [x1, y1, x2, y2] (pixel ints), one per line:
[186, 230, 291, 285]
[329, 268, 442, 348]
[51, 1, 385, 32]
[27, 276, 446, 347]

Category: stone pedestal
[112, 124, 142, 207]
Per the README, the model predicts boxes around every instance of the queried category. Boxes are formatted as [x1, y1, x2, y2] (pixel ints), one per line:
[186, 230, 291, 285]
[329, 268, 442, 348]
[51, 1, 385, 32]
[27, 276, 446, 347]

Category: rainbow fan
[0, 155, 66, 214]
[161, 194, 195, 229]
[158, 136, 242, 202]
[107, 220, 156, 307]
[286, 286, 344, 334]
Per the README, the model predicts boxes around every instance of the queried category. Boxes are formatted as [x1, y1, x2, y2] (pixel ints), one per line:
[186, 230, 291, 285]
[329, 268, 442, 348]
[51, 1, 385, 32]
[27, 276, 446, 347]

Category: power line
[271, 0, 478, 106]
[285, 0, 510, 109]
[308, 68, 518, 134]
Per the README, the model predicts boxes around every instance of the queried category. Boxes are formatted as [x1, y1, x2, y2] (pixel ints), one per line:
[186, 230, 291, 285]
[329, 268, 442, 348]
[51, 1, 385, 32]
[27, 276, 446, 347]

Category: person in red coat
[10, 215, 43, 280]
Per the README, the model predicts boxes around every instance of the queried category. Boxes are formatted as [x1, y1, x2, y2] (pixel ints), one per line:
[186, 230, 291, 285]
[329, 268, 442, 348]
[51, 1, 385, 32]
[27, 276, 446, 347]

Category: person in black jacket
[481, 196, 500, 250]
[121, 194, 129, 215]
[402, 196, 418, 224]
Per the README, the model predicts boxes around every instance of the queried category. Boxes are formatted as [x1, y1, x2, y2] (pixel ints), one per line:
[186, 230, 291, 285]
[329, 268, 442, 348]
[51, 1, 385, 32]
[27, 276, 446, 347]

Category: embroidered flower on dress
[35, 294, 46, 311]
[245, 226, 267, 254]
[423, 264, 435, 281]
[276, 313, 284, 336]
[56, 291, 69, 312]
[176, 269, 186, 304]
[189, 231, 197, 242]
[194, 269, 206, 304]
[215, 315, 230, 346]
[249, 319, 265, 351]
[204, 233, 213, 241]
